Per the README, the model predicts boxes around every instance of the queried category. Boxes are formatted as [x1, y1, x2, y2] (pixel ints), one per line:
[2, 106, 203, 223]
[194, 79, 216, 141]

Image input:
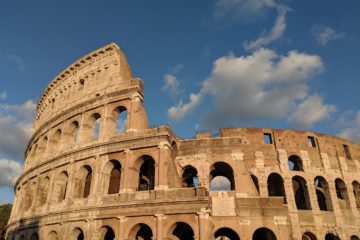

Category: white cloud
[288, 94, 337, 129]
[162, 74, 180, 96]
[244, 3, 290, 50]
[338, 111, 360, 143]
[0, 92, 7, 100]
[312, 25, 345, 46]
[0, 159, 23, 187]
[167, 92, 202, 121]
[5, 54, 25, 71]
[0, 100, 36, 160]
[167, 48, 326, 128]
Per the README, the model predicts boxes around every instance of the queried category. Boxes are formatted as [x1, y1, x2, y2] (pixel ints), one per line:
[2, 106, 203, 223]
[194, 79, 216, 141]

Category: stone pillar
[255, 151, 267, 196]
[198, 208, 210, 240]
[156, 142, 170, 190]
[117, 216, 127, 240]
[120, 149, 134, 192]
[155, 214, 165, 239]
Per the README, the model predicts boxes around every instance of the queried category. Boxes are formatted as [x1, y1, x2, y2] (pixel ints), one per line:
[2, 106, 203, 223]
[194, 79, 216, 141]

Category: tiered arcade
[5, 43, 360, 240]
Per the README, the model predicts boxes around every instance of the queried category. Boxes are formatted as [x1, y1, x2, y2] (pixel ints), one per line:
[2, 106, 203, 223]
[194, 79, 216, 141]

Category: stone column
[117, 216, 127, 240]
[156, 142, 170, 190]
[198, 208, 210, 240]
[155, 214, 165, 240]
[255, 151, 267, 196]
[120, 149, 134, 192]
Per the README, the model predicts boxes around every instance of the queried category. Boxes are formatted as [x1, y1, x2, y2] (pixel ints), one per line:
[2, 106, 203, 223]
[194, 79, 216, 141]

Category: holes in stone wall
[74, 165, 92, 199]
[114, 106, 127, 134]
[307, 136, 316, 147]
[302, 232, 317, 240]
[170, 222, 194, 240]
[335, 178, 350, 209]
[128, 223, 153, 240]
[267, 173, 286, 203]
[210, 162, 235, 191]
[252, 228, 277, 240]
[107, 160, 122, 194]
[352, 181, 360, 208]
[92, 113, 101, 140]
[325, 233, 340, 240]
[263, 133, 273, 144]
[182, 165, 198, 188]
[288, 155, 304, 171]
[54, 171, 68, 203]
[215, 227, 240, 240]
[292, 176, 311, 210]
[314, 176, 332, 211]
[99, 226, 115, 240]
[137, 156, 155, 191]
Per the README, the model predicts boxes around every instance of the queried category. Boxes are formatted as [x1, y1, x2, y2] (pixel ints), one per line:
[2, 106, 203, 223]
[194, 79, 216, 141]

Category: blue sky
[0, 0, 359, 203]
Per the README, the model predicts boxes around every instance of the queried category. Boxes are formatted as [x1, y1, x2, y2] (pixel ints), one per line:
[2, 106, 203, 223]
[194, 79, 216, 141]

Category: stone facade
[5, 43, 360, 240]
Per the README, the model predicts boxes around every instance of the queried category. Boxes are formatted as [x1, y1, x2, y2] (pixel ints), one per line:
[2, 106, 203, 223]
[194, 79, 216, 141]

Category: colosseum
[4, 43, 360, 240]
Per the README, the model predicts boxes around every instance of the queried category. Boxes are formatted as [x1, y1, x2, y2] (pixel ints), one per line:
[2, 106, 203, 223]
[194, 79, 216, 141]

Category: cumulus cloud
[0, 100, 36, 160]
[167, 48, 326, 128]
[312, 25, 345, 46]
[0, 159, 23, 187]
[244, 3, 290, 50]
[338, 111, 360, 143]
[168, 92, 202, 121]
[0, 92, 7, 100]
[288, 94, 337, 129]
[162, 74, 180, 96]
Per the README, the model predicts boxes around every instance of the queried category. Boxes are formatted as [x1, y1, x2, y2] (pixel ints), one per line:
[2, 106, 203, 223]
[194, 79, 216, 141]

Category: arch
[91, 113, 101, 140]
[325, 233, 340, 240]
[47, 230, 59, 240]
[210, 162, 235, 191]
[50, 129, 62, 152]
[136, 155, 155, 191]
[113, 106, 128, 134]
[70, 121, 80, 144]
[99, 225, 116, 240]
[69, 227, 84, 240]
[351, 236, 360, 240]
[288, 155, 303, 171]
[168, 222, 195, 240]
[182, 165, 198, 188]
[53, 171, 68, 202]
[37, 136, 48, 158]
[37, 176, 50, 206]
[267, 173, 286, 203]
[104, 160, 122, 194]
[352, 180, 360, 208]
[314, 176, 332, 211]
[292, 176, 311, 210]
[74, 165, 92, 198]
[252, 227, 277, 240]
[214, 227, 240, 240]
[128, 223, 153, 240]
[302, 232, 317, 240]
[29, 233, 39, 240]
[335, 178, 350, 208]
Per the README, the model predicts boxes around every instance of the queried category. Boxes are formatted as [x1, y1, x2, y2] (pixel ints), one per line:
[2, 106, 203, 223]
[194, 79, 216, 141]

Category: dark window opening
[352, 181, 360, 208]
[292, 176, 311, 210]
[314, 176, 332, 211]
[251, 174, 260, 194]
[267, 173, 287, 203]
[252, 227, 277, 240]
[172, 222, 194, 240]
[83, 170, 92, 198]
[325, 233, 340, 240]
[215, 228, 240, 240]
[136, 224, 153, 240]
[138, 156, 155, 191]
[344, 144, 352, 159]
[182, 165, 198, 188]
[108, 162, 121, 194]
[263, 133, 273, 144]
[307, 136, 316, 147]
[302, 232, 317, 240]
[210, 162, 235, 191]
[288, 155, 304, 171]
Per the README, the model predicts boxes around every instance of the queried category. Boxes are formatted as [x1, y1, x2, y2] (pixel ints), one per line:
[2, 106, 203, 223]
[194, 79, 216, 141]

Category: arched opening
[47, 231, 59, 240]
[251, 174, 260, 194]
[302, 232, 317, 240]
[74, 165, 92, 198]
[314, 176, 332, 211]
[53, 171, 68, 202]
[37, 136, 48, 158]
[182, 165, 198, 187]
[292, 176, 311, 210]
[37, 176, 50, 207]
[170, 222, 194, 240]
[70, 228, 84, 240]
[137, 156, 155, 191]
[267, 173, 286, 203]
[18, 235, 25, 240]
[214, 227, 240, 240]
[335, 178, 350, 208]
[92, 113, 101, 140]
[325, 233, 340, 240]
[99, 226, 116, 240]
[352, 181, 360, 208]
[288, 155, 303, 171]
[49, 129, 62, 153]
[107, 160, 122, 194]
[70, 121, 79, 144]
[210, 162, 235, 191]
[30, 233, 39, 240]
[252, 228, 277, 240]
[128, 223, 153, 240]
[23, 181, 36, 211]
[171, 141, 178, 159]
[351, 236, 360, 240]
[114, 106, 127, 134]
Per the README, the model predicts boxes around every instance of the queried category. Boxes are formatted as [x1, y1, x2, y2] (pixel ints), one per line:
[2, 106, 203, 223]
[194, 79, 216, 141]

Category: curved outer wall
[5, 43, 360, 240]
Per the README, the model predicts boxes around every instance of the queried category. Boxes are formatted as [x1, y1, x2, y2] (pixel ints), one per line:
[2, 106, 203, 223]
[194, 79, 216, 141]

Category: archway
[335, 178, 350, 208]
[103, 160, 122, 194]
[252, 228, 277, 240]
[314, 176, 332, 211]
[352, 181, 360, 208]
[267, 173, 286, 203]
[292, 176, 311, 210]
[74, 165, 92, 198]
[182, 165, 198, 187]
[70, 228, 84, 240]
[99, 226, 116, 240]
[351, 236, 360, 240]
[325, 233, 340, 240]
[288, 155, 303, 171]
[169, 222, 194, 240]
[210, 162, 235, 191]
[302, 232, 317, 240]
[137, 156, 155, 191]
[128, 223, 153, 240]
[214, 227, 240, 240]
[47, 231, 59, 240]
[53, 171, 68, 202]
[113, 106, 127, 134]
